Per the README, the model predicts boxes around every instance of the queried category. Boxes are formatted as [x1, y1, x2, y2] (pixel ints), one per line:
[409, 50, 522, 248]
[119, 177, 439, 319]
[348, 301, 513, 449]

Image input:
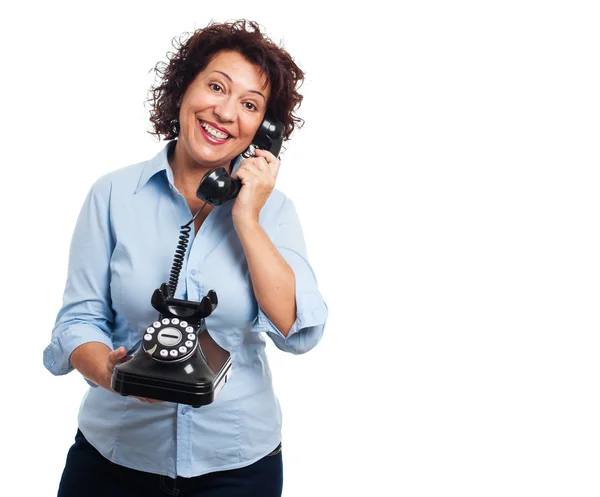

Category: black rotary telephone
[111, 116, 284, 407]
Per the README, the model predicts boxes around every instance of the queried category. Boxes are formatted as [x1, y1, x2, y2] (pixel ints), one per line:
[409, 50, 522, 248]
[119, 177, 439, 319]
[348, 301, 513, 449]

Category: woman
[43, 20, 328, 497]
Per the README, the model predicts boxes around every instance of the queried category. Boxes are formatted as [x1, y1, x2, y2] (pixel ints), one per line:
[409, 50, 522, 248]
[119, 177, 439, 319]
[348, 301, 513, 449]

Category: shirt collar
[135, 140, 244, 194]
[135, 141, 176, 194]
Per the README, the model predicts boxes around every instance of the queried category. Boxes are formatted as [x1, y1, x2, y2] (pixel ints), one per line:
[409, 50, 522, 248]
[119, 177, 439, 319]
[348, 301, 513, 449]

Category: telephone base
[112, 347, 231, 408]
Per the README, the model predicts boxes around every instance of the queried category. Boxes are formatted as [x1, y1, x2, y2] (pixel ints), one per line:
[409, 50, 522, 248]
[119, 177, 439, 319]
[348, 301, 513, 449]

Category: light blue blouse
[43, 141, 328, 478]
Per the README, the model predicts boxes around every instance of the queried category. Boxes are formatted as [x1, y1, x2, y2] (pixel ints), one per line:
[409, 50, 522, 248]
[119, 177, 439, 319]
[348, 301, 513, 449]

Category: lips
[202, 120, 230, 135]
[198, 120, 232, 145]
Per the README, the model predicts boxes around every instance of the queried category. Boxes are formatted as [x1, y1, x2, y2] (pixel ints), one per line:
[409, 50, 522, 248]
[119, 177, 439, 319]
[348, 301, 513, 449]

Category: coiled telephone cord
[168, 200, 210, 297]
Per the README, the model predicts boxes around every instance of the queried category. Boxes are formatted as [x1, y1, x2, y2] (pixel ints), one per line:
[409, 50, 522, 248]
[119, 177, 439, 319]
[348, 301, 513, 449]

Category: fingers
[232, 156, 279, 183]
[253, 148, 278, 164]
[107, 346, 126, 371]
[231, 157, 267, 180]
[253, 149, 280, 174]
[133, 396, 163, 404]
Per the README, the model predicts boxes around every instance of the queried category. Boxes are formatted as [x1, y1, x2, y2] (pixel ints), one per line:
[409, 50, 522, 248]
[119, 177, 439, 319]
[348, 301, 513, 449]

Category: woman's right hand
[103, 346, 127, 390]
[71, 342, 162, 403]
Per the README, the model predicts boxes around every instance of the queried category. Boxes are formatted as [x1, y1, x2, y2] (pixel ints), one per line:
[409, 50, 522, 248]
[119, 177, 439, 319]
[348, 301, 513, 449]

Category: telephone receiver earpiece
[247, 117, 284, 158]
[196, 167, 241, 206]
[195, 116, 284, 206]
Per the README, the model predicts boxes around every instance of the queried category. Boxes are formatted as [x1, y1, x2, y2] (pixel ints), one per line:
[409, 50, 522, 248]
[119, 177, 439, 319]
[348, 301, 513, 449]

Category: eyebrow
[212, 70, 266, 101]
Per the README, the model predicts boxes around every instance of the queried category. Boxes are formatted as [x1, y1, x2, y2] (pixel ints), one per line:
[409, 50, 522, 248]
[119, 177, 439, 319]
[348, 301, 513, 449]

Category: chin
[187, 144, 230, 167]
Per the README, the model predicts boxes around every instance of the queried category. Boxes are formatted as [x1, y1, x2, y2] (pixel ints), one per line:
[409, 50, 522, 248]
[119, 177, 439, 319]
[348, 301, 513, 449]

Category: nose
[214, 96, 237, 123]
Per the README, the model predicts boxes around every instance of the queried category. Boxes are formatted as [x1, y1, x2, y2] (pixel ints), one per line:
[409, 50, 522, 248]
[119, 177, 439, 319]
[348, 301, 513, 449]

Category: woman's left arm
[232, 149, 328, 351]
[234, 218, 297, 337]
[232, 149, 296, 336]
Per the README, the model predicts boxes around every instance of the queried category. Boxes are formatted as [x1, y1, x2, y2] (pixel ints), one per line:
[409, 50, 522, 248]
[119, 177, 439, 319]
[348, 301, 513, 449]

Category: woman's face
[177, 50, 271, 169]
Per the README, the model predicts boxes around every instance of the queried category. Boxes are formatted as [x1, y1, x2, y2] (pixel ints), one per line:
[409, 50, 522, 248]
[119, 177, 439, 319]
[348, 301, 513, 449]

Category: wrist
[83, 362, 111, 390]
[97, 368, 113, 390]
[233, 213, 260, 231]
[70, 342, 113, 390]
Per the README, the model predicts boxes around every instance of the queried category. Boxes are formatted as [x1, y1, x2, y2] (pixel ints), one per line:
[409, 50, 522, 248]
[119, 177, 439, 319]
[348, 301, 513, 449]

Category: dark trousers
[57, 429, 283, 497]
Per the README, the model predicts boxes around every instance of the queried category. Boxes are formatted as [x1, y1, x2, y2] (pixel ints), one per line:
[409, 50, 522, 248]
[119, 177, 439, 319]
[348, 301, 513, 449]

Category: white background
[1, 1, 599, 495]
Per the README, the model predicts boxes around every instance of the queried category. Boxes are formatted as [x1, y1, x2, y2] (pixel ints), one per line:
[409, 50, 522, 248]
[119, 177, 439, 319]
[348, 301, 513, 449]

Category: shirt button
[190, 269, 197, 276]
[182, 407, 190, 415]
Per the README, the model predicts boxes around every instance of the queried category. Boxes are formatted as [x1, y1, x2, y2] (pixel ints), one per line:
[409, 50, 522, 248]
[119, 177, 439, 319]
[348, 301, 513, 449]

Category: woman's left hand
[231, 148, 280, 224]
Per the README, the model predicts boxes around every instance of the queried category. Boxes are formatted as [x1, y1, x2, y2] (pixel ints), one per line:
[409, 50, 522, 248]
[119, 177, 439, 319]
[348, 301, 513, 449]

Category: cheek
[181, 87, 209, 117]
[240, 117, 263, 143]
[180, 106, 204, 139]
[185, 110, 197, 129]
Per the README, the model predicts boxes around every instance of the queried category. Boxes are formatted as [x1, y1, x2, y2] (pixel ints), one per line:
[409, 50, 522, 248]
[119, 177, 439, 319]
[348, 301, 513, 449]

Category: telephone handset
[196, 116, 284, 205]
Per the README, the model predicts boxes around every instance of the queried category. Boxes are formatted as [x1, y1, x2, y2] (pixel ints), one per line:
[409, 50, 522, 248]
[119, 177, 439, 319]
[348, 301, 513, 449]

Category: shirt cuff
[254, 292, 328, 354]
[43, 323, 114, 378]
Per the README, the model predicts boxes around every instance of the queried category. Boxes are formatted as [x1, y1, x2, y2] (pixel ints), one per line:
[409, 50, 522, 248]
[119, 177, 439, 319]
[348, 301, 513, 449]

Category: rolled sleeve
[43, 323, 114, 376]
[43, 176, 115, 378]
[252, 197, 328, 354]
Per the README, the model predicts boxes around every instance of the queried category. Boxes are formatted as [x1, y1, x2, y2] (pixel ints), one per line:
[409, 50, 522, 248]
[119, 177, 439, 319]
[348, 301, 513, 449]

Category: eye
[209, 83, 223, 92]
[244, 102, 258, 111]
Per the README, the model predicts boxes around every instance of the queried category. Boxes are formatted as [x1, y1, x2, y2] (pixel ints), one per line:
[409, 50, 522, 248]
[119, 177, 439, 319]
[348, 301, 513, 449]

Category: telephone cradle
[111, 283, 232, 408]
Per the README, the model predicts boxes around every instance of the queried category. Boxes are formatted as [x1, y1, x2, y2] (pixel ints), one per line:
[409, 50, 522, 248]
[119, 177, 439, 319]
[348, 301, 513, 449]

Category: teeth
[201, 121, 229, 140]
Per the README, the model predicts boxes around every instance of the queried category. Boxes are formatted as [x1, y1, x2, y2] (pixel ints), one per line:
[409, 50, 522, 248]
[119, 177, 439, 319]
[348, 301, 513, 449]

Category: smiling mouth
[198, 120, 231, 141]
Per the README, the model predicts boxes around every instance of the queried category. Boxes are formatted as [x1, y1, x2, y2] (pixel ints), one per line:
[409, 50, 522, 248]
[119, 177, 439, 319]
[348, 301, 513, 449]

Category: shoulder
[87, 158, 151, 199]
[262, 188, 294, 218]
[260, 188, 304, 230]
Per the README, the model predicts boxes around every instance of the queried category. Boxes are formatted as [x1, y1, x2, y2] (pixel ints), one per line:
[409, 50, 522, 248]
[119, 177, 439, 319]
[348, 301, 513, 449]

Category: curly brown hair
[147, 20, 305, 142]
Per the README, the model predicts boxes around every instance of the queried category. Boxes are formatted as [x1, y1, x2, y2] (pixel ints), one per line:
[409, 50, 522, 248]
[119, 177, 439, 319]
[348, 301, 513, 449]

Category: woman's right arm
[43, 176, 116, 385]
[70, 343, 126, 390]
